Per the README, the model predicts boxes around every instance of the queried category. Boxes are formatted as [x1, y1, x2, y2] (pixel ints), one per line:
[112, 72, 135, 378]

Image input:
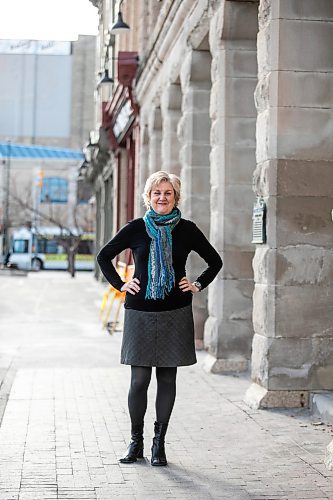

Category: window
[13, 239, 29, 253]
[37, 238, 64, 254]
[77, 179, 93, 204]
[40, 177, 68, 203]
[77, 240, 94, 255]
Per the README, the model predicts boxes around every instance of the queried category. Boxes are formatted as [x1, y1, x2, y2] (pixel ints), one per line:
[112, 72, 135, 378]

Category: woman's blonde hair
[142, 171, 181, 209]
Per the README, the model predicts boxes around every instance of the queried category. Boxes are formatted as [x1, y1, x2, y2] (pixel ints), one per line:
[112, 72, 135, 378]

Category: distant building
[0, 36, 97, 253]
[0, 36, 96, 148]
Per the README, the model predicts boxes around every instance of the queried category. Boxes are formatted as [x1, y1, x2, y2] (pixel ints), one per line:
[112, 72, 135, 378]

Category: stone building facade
[89, 0, 333, 433]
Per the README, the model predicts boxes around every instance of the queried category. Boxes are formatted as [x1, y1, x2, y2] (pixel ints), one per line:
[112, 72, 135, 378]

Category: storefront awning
[0, 143, 84, 160]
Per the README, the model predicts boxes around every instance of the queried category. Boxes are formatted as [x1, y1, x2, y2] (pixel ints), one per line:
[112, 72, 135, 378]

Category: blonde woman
[97, 171, 222, 466]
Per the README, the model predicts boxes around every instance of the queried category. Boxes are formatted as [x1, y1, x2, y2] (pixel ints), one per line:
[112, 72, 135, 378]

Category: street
[0, 272, 332, 499]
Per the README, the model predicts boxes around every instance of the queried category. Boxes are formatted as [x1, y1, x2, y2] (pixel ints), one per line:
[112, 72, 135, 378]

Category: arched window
[40, 177, 68, 203]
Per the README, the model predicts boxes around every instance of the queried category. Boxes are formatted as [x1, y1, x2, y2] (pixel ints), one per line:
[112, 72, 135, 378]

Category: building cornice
[136, 0, 216, 101]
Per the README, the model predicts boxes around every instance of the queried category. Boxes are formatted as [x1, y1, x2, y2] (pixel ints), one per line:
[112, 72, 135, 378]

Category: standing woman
[97, 171, 222, 466]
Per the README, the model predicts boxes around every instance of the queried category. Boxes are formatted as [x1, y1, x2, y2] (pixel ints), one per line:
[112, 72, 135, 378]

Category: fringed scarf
[143, 207, 181, 300]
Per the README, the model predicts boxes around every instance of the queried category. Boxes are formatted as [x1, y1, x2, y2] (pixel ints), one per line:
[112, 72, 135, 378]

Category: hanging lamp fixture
[110, 11, 130, 35]
[98, 68, 114, 86]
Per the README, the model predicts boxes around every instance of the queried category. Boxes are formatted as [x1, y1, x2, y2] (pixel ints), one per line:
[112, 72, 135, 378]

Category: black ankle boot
[151, 421, 168, 466]
[119, 423, 144, 463]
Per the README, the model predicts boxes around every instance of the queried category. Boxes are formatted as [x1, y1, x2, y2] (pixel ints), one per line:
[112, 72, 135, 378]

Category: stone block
[180, 143, 211, 167]
[227, 116, 256, 147]
[253, 246, 333, 286]
[180, 196, 211, 223]
[203, 316, 219, 352]
[208, 277, 253, 324]
[179, 165, 210, 194]
[210, 144, 256, 187]
[273, 196, 333, 248]
[271, 0, 333, 21]
[225, 48, 257, 78]
[192, 294, 208, 341]
[212, 116, 256, 148]
[183, 88, 211, 112]
[278, 20, 333, 72]
[225, 147, 256, 184]
[224, 184, 255, 213]
[258, 18, 333, 74]
[222, 0, 258, 41]
[223, 211, 253, 249]
[255, 108, 277, 165]
[275, 107, 333, 161]
[250, 334, 333, 390]
[326, 439, 333, 471]
[202, 353, 249, 374]
[253, 283, 333, 338]
[210, 81, 225, 122]
[214, 318, 253, 361]
[256, 21, 279, 77]
[253, 159, 333, 198]
[244, 383, 309, 409]
[277, 71, 333, 109]
[161, 83, 182, 111]
[311, 393, 333, 425]
[210, 118, 226, 147]
[210, 76, 257, 119]
[189, 50, 212, 85]
[224, 77, 257, 118]
[220, 250, 254, 280]
[180, 111, 211, 143]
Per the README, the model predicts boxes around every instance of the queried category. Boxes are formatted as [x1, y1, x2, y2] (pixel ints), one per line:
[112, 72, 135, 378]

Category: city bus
[8, 226, 95, 271]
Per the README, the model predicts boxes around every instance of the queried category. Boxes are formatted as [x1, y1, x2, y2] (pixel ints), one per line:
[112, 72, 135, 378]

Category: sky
[0, 0, 99, 41]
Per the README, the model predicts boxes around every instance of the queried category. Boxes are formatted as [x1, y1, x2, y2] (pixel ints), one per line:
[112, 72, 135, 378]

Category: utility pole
[3, 139, 11, 257]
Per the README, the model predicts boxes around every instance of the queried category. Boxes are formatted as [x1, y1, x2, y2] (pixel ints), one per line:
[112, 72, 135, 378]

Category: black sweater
[97, 217, 222, 312]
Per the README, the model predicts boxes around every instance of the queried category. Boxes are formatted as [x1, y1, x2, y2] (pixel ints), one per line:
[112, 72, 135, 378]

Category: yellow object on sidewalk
[99, 262, 134, 334]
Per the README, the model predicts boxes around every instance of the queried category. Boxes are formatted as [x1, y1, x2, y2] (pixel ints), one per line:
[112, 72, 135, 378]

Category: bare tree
[4, 182, 94, 278]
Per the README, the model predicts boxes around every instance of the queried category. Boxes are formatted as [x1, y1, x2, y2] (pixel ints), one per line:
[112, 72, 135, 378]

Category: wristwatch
[193, 281, 202, 292]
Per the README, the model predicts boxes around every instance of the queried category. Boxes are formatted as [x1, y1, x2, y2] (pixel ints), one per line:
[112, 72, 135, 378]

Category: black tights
[128, 366, 177, 425]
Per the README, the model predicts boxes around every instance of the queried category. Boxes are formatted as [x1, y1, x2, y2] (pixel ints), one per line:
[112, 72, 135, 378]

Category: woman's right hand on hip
[121, 278, 140, 295]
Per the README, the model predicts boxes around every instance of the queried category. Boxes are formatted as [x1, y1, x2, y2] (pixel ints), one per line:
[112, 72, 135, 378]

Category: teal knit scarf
[143, 207, 181, 300]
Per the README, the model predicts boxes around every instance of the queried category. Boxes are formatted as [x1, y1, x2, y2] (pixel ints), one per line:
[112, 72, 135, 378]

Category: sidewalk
[0, 272, 332, 499]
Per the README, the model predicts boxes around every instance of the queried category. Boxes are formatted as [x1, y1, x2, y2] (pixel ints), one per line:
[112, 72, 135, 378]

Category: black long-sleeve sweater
[97, 217, 222, 312]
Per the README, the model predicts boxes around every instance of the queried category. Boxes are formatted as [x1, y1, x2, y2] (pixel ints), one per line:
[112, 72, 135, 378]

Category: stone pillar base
[244, 383, 310, 409]
[325, 440, 333, 471]
[202, 353, 248, 374]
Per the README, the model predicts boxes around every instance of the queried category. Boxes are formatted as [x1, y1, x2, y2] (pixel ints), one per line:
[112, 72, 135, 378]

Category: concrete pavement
[0, 271, 332, 499]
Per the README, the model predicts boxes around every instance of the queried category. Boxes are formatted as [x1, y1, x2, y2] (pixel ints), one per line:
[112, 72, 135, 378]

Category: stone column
[178, 48, 212, 343]
[136, 123, 149, 217]
[204, 1, 258, 373]
[104, 174, 113, 242]
[245, 0, 333, 409]
[148, 106, 162, 175]
[161, 83, 182, 175]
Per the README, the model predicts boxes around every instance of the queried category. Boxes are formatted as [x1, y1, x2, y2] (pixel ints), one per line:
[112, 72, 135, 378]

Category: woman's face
[149, 181, 176, 215]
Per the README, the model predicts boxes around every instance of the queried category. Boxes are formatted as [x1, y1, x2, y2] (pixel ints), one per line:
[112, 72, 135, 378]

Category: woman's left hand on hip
[178, 276, 200, 293]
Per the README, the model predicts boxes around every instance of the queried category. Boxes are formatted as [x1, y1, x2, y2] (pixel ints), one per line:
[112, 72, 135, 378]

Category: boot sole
[119, 456, 144, 463]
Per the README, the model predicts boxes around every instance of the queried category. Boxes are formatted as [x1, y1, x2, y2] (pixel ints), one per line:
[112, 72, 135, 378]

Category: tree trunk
[68, 250, 76, 278]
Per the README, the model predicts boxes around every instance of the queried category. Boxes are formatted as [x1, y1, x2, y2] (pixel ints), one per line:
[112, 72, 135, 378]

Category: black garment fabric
[97, 217, 223, 312]
[121, 305, 196, 367]
[128, 366, 177, 425]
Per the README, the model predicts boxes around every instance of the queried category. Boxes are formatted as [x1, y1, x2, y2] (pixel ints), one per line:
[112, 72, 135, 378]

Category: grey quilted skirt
[121, 304, 197, 367]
